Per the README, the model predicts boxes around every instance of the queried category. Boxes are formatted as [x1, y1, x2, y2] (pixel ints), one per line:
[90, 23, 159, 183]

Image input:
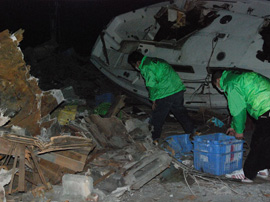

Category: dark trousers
[150, 91, 194, 140]
[244, 115, 270, 179]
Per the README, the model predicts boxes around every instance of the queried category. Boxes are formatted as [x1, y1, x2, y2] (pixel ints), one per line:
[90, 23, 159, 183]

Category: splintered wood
[0, 29, 64, 136]
[84, 114, 131, 148]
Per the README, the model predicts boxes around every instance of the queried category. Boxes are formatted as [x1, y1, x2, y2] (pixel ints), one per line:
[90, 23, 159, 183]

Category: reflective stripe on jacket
[139, 56, 185, 101]
[220, 70, 270, 133]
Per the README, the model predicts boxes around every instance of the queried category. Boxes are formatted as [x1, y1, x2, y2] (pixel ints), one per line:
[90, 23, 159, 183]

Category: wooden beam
[18, 144, 25, 192]
[28, 148, 48, 189]
[38, 150, 88, 172]
[0, 138, 15, 156]
[93, 170, 115, 186]
[105, 95, 126, 117]
[8, 147, 19, 194]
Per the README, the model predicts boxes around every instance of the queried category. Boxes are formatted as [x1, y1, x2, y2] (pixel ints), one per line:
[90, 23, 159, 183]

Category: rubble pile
[0, 29, 174, 202]
[1, 29, 257, 202]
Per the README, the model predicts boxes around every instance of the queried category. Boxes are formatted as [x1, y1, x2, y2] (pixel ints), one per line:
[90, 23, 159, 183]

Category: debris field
[1, 29, 270, 202]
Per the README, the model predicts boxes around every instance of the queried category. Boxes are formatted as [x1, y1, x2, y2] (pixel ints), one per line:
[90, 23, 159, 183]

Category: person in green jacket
[127, 51, 194, 141]
[212, 70, 270, 182]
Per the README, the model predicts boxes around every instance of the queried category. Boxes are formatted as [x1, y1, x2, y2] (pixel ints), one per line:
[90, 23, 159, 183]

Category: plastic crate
[193, 133, 244, 175]
[193, 133, 243, 153]
[162, 134, 193, 162]
[193, 150, 243, 175]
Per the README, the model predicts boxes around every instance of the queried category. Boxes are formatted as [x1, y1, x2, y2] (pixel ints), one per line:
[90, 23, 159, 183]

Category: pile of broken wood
[0, 96, 173, 201]
[0, 29, 243, 202]
[0, 28, 176, 201]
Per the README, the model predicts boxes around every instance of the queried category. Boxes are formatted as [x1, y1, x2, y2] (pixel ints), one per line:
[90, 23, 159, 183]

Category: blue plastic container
[193, 133, 244, 153]
[95, 93, 114, 106]
[193, 150, 243, 176]
[163, 134, 193, 162]
[193, 133, 244, 175]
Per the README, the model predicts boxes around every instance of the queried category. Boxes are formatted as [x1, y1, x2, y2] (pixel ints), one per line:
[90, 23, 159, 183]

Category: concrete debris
[61, 86, 86, 105]
[0, 28, 174, 201]
[0, 110, 10, 127]
[125, 118, 152, 141]
[0, 168, 18, 202]
[0, 28, 245, 202]
[62, 174, 94, 200]
[84, 114, 132, 148]
[125, 118, 152, 134]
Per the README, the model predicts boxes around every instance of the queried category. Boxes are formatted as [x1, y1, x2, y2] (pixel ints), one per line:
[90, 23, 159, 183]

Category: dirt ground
[120, 176, 270, 202]
[118, 114, 269, 202]
[16, 111, 265, 202]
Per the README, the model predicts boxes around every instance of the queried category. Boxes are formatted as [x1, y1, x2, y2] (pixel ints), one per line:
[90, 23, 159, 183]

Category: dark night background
[0, 0, 166, 56]
[0, 0, 166, 102]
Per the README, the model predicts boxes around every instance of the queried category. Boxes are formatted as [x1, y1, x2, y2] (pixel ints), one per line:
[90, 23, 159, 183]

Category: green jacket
[139, 56, 185, 101]
[220, 70, 270, 133]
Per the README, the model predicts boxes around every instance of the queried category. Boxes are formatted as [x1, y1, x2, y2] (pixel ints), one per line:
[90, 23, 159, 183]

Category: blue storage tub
[193, 133, 244, 175]
[193, 133, 243, 153]
[162, 134, 193, 162]
[193, 150, 243, 176]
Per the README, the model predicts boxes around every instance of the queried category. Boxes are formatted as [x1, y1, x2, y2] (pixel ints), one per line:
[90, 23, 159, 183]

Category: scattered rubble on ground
[1, 29, 270, 202]
[0, 29, 174, 202]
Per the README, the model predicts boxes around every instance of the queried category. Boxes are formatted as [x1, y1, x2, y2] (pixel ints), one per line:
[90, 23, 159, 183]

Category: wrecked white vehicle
[90, 0, 270, 112]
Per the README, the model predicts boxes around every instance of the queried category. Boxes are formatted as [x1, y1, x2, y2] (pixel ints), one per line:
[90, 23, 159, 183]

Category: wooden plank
[38, 150, 88, 172]
[56, 150, 88, 162]
[105, 95, 126, 117]
[93, 170, 115, 186]
[84, 117, 108, 148]
[88, 114, 129, 148]
[8, 147, 19, 194]
[0, 138, 15, 155]
[86, 149, 106, 164]
[37, 145, 94, 154]
[29, 148, 48, 189]
[38, 136, 94, 154]
[18, 144, 25, 192]
[39, 159, 74, 185]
